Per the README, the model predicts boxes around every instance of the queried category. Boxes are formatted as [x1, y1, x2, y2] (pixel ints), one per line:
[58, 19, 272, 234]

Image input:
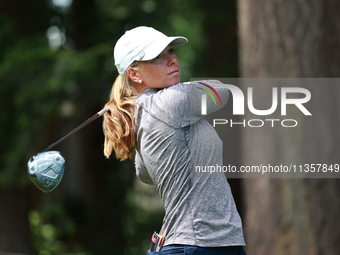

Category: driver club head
[27, 151, 65, 193]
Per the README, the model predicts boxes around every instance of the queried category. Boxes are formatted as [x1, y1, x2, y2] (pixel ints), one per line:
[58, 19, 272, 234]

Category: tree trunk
[238, 0, 340, 254]
[0, 1, 50, 253]
[0, 188, 32, 253]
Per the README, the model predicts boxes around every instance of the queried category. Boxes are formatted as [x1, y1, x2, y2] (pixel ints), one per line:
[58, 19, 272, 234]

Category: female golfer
[102, 26, 246, 255]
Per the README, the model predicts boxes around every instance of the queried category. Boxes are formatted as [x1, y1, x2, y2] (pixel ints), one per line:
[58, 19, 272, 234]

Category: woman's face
[136, 45, 181, 89]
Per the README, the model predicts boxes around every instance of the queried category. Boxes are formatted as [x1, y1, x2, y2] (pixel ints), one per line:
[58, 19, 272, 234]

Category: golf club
[27, 108, 109, 192]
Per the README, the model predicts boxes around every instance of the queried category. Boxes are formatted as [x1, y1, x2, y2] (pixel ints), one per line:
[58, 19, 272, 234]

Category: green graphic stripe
[197, 87, 217, 105]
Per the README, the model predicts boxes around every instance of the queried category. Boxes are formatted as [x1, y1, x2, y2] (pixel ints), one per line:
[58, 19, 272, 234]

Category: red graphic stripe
[198, 82, 223, 105]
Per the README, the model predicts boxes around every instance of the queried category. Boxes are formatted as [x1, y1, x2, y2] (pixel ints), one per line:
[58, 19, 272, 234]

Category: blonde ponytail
[103, 71, 138, 160]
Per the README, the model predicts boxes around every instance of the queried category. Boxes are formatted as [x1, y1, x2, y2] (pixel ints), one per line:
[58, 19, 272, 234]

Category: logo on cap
[138, 51, 145, 60]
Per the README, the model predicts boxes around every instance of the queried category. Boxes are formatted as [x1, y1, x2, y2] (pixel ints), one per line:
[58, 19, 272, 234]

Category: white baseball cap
[114, 26, 188, 76]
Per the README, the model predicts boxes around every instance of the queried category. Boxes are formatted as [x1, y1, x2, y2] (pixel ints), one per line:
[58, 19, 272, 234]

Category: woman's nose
[167, 54, 178, 66]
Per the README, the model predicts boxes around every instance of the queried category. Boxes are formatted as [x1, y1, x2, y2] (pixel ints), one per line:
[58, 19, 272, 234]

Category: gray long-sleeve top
[134, 80, 245, 247]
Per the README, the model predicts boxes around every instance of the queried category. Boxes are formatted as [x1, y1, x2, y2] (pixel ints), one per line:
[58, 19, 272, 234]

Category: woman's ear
[126, 67, 141, 84]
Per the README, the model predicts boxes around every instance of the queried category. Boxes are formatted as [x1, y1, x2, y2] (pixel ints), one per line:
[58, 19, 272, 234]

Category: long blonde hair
[102, 66, 138, 160]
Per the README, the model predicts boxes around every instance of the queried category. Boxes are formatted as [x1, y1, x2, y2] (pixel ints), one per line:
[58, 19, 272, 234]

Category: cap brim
[141, 36, 188, 61]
